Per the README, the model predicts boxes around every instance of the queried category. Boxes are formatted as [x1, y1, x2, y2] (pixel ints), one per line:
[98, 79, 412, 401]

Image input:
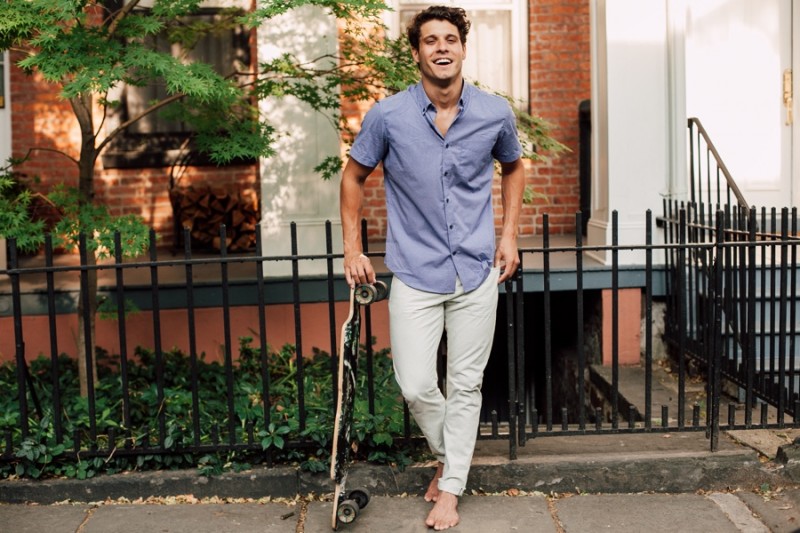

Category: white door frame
[0, 51, 10, 164]
[1, 51, 10, 271]
[793, 1, 800, 208]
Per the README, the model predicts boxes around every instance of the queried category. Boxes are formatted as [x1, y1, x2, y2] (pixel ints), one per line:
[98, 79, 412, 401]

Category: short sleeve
[492, 105, 523, 163]
[350, 103, 388, 168]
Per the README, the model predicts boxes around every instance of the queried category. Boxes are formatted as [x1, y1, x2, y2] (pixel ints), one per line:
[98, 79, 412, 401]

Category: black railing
[3, 210, 800, 472]
[2, 222, 408, 468]
[512, 211, 699, 442]
[661, 202, 800, 435]
[687, 117, 749, 210]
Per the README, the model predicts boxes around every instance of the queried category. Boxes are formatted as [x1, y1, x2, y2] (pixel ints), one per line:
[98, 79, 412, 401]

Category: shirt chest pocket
[450, 141, 495, 186]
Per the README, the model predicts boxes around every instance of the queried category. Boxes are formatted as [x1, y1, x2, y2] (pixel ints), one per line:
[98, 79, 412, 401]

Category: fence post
[710, 211, 725, 451]
[678, 208, 687, 429]
[8, 238, 29, 439]
[513, 257, 527, 448]
[745, 208, 756, 428]
[778, 209, 789, 427]
[575, 212, 586, 431]
[505, 273, 518, 460]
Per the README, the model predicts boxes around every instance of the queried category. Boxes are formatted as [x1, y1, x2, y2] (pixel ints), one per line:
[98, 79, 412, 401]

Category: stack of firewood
[171, 187, 259, 252]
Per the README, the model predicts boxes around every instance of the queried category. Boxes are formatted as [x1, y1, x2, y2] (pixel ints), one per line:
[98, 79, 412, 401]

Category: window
[102, 5, 251, 169]
[389, 0, 528, 100]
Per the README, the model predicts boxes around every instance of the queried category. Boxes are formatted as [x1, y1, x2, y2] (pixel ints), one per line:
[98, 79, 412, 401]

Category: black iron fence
[661, 202, 800, 437]
[2, 209, 800, 474]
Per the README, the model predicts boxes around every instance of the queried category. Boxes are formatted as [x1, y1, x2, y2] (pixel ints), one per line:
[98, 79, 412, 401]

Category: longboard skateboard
[330, 281, 389, 529]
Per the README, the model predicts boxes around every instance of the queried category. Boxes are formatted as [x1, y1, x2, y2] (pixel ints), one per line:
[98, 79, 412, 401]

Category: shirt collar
[412, 81, 470, 114]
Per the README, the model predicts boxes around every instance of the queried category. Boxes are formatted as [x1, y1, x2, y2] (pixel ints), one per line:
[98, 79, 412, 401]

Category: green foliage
[249, 0, 388, 21]
[0, 159, 150, 261]
[47, 184, 150, 259]
[0, 161, 45, 254]
[0, 0, 417, 173]
[96, 296, 140, 321]
[0, 337, 423, 480]
[512, 104, 570, 164]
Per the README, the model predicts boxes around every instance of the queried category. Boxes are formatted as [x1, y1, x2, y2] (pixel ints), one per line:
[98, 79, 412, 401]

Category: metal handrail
[688, 117, 749, 210]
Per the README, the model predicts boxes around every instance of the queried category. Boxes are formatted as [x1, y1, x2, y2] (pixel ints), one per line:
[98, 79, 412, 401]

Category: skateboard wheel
[373, 281, 388, 302]
[346, 488, 371, 509]
[337, 500, 359, 524]
[354, 284, 377, 305]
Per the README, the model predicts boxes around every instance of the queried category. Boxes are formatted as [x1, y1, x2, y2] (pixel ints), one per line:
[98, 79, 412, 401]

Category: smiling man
[339, 5, 524, 530]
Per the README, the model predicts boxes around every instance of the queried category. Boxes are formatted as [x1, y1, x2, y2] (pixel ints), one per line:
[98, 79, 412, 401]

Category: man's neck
[421, 76, 464, 111]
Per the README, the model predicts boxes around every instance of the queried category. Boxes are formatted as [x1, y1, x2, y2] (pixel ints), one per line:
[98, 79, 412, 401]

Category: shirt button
[452, 251, 458, 255]
[446, 198, 450, 203]
[444, 171, 449, 176]
[449, 225, 453, 229]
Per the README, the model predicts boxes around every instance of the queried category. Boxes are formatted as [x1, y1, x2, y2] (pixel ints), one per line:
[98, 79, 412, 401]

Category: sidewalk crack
[547, 496, 566, 533]
[75, 505, 97, 533]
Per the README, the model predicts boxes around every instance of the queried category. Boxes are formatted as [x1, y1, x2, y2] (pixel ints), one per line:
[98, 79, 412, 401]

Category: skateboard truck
[335, 488, 371, 524]
[354, 281, 388, 305]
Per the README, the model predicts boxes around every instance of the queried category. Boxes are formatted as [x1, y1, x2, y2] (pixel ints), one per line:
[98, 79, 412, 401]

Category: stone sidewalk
[3, 430, 800, 532]
[3, 489, 800, 532]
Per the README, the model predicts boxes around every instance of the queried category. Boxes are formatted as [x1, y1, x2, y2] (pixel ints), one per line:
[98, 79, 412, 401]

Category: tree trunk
[76, 252, 98, 398]
[71, 94, 100, 398]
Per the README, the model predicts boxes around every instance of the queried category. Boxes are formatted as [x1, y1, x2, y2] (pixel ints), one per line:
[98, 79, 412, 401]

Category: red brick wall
[527, 0, 591, 235]
[10, 51, 80, 186]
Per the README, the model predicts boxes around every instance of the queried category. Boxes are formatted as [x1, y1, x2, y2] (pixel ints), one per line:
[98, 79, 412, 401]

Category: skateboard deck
[330, 281, 388, 529]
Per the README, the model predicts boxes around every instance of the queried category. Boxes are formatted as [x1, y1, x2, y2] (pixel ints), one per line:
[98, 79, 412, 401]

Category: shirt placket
[434, 105, 464, 267]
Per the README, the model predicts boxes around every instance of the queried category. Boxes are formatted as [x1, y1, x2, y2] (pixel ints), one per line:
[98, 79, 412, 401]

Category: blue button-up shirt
[350, 82, 522, 294]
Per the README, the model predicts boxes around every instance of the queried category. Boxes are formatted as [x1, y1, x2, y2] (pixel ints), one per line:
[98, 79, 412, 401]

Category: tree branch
[95, 92, 186, 154]
[108, 0, 141, 36]
[16, 147, 79, 167]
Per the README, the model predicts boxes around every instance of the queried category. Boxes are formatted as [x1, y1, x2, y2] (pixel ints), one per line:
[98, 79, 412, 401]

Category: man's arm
[495, 158, 525, 284]
[340, 157, 377, 287]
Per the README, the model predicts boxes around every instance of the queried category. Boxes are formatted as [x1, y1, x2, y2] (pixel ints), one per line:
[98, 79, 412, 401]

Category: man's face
[411, 19, 466, 86]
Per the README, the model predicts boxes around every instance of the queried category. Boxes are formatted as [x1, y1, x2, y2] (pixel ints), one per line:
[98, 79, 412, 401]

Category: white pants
[389, 268, 500, 496]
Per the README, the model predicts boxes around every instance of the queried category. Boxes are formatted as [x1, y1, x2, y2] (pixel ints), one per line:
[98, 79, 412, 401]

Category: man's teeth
[435, 59, 452, 65]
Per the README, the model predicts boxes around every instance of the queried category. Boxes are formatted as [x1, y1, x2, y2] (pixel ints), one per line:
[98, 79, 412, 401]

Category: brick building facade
[9, 1, 590, 247]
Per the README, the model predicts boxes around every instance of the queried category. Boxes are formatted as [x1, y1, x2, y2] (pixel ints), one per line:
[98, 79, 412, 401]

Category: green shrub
[0, 337, 423, 479]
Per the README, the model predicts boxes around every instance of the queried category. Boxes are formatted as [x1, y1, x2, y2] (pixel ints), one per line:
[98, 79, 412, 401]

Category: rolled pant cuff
[437, 479, 465, 497]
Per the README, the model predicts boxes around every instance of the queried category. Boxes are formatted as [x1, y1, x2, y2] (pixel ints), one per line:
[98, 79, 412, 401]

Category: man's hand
[344, 252, 376, 288]
[495, 236, 519, 284]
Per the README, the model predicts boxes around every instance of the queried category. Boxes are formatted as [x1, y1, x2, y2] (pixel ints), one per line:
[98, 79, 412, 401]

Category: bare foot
[424, 462, 444, 502]
[425, 490, 459, 530]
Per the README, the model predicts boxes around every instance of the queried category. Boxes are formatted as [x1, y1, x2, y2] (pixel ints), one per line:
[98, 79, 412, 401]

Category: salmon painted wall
[0, 302, 391, 364]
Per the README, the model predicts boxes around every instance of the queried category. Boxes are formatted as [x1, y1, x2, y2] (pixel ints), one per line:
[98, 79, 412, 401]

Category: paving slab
[555, 493, 741, 533]
[0, 504, 91, 533]
[303, 495, 555, 533]
[705, 492, 770, 533]
[728, 429, 800, 459]
[80, 503, 298, 533]
[736, 488, 800, 533]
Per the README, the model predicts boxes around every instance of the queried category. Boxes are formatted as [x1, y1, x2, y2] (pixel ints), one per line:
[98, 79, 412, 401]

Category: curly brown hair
[406, 5, 471, 50]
